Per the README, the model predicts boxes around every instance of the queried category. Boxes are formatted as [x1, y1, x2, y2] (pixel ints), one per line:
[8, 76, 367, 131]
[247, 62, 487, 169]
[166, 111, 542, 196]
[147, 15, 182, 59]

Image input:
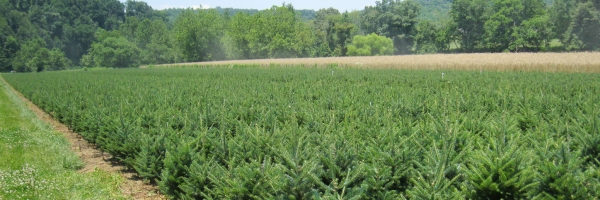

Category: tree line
[1, 0, 599, 72]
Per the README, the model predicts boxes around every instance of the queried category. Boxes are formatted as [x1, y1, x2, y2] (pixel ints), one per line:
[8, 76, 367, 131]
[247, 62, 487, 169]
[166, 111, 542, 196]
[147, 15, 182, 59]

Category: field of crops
[3, 67, 600, 199]
[148, 52, 600, 73]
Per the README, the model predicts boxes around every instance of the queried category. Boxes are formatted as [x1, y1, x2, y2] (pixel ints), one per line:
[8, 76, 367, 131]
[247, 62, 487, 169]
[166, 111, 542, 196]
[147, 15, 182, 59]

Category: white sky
[140, 0, 375, 11]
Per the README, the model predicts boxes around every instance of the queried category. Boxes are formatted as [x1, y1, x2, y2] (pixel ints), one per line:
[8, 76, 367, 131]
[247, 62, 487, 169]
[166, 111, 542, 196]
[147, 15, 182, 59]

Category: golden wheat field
[149, 52, 600, 73]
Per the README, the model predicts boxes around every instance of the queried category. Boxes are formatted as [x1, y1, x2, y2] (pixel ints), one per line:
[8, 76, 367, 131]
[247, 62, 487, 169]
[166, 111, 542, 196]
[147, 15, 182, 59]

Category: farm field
[148, 52, 600, 73]
[3, 66, 600, 199]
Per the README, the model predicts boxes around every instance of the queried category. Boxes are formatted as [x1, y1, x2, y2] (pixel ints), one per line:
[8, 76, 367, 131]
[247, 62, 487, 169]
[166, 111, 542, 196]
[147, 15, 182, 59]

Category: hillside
[413, 0, 554, 21]
[414, 0, 453, 21]
[162, 7, 317, 22]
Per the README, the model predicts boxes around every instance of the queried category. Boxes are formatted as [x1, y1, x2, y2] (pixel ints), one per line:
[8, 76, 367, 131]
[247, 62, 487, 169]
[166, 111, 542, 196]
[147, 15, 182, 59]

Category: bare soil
[2, 77, 165, 200]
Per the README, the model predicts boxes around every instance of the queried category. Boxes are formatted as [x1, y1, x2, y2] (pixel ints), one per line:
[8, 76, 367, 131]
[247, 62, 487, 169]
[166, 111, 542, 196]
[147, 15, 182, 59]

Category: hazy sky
[140, 0, 375, 11]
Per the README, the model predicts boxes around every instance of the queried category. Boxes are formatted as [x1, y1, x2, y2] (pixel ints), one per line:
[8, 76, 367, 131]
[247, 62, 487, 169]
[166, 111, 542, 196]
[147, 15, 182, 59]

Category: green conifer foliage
[463, 138, 538, 199]
[3, 68, 599, 199]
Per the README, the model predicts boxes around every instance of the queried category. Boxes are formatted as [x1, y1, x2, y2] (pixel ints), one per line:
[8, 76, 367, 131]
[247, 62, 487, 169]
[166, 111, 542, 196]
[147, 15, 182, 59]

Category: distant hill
[414, 0, 453, 21]
[412, 0, 554, 22]
[161, 7, 317, 23]
[160, 0, 555, 24]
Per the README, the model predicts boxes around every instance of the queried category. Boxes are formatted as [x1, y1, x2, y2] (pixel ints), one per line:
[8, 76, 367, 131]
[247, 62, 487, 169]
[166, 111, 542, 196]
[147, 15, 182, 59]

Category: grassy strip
[0, 75, 127, 200]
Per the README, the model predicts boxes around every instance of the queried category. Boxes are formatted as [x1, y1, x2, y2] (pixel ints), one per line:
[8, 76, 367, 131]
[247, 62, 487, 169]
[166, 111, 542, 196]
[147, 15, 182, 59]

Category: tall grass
[146, 52, 600, 73]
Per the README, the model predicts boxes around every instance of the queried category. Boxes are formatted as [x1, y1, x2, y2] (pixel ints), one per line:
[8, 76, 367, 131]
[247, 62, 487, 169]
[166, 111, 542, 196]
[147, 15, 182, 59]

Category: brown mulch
[2, 77, 165, 200]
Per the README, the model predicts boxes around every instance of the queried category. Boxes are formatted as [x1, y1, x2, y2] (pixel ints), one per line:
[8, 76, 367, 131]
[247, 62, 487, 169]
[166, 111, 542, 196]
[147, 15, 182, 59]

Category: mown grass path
[0, 75, 127, 200]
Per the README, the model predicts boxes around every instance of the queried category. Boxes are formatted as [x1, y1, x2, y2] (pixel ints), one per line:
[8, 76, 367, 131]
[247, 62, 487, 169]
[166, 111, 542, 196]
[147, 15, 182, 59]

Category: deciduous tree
[11, 38, 47, 72]
[568, 1, 600, 50]
[0, 36, 19, 72]
[173, 9, 224, 62]
[414, 20, 452, 54]
[484, 0, 548, 52]
[84, 32, 140, 68]
[347, 33, 394, 56]
[362, 0, 421, 54]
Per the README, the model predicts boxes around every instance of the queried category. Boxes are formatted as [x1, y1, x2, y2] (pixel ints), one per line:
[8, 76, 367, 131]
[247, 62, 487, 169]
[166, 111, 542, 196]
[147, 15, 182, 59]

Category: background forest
[1, 0, 599, 72]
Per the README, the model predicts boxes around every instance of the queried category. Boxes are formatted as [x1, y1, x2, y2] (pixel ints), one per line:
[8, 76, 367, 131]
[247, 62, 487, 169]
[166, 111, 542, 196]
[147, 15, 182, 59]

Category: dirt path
[1, 77, 165, 200]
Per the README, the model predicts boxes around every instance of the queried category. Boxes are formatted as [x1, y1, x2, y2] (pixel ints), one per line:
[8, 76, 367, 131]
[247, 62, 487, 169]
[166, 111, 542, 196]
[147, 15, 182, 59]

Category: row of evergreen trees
[4, 69, 599, 198]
